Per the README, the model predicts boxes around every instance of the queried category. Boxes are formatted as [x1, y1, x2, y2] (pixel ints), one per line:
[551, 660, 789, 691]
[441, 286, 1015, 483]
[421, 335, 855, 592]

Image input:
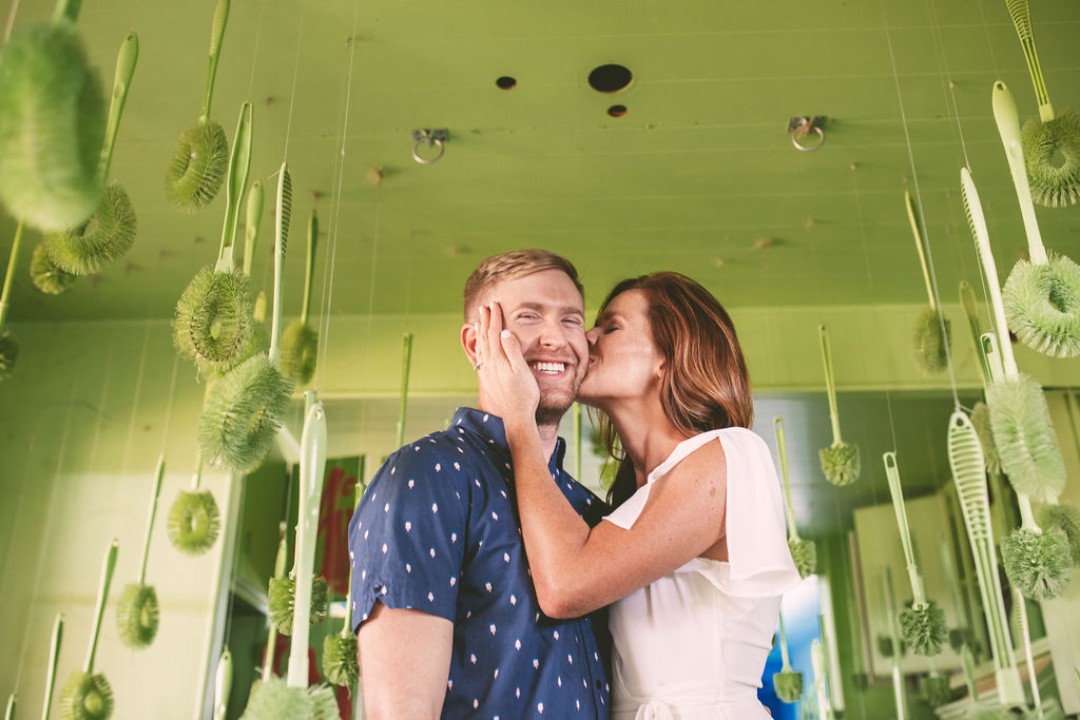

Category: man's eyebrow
[512, 301, 584, 316]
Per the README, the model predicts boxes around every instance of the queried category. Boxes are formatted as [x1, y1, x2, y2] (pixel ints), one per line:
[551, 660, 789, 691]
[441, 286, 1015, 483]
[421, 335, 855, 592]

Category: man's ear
[461, 322, 479, 367]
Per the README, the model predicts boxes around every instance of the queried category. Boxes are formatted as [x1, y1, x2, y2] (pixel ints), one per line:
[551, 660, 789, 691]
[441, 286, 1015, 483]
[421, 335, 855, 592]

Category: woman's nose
[585, 327, 600, 345]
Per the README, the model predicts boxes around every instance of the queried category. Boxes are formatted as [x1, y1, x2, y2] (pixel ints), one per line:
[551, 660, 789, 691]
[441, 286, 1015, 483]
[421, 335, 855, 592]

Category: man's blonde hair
[463, 249, 583, 320]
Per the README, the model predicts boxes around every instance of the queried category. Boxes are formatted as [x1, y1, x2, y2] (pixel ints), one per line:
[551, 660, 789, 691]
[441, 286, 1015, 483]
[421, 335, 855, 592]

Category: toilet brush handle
[991, 82, 1048, 265]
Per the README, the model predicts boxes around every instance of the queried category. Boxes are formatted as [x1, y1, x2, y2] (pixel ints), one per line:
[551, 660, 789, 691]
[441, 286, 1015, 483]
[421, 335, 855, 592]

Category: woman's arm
[477, 303, 727, 618]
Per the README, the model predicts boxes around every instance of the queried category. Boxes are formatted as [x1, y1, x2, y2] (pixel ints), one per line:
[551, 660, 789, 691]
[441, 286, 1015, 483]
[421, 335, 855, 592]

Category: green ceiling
[2, 0, 1080, 322]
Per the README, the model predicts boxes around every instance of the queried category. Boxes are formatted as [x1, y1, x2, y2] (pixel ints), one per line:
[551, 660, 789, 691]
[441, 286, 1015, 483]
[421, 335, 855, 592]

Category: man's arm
[358, 602, 453, 720]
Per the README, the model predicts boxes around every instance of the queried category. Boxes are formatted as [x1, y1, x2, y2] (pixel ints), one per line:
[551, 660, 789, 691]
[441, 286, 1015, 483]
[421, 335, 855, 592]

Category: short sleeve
[348, 444, 468, 633]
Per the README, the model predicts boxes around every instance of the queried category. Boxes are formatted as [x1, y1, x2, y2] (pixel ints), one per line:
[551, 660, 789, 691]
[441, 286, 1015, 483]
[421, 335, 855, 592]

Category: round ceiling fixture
[588, 63, 633, 93]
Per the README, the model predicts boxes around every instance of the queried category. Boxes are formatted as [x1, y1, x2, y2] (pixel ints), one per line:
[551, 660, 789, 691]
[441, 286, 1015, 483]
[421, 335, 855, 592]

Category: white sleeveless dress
[603, 427, 803, 720]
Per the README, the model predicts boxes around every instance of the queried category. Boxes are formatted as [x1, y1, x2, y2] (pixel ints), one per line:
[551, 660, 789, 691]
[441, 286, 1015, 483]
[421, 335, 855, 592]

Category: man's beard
[535, 391, 575, 428]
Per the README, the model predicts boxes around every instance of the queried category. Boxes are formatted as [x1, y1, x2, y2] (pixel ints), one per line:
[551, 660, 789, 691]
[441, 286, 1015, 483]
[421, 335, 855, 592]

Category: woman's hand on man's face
[475, 302, 540, 430]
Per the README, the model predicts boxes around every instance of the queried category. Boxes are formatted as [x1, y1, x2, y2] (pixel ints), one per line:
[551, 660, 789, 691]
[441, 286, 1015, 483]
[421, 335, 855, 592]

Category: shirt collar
[451, 407, 567, 475]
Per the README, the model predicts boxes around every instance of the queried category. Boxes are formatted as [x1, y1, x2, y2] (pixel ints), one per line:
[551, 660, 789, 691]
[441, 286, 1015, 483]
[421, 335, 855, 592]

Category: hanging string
[159, 354, 181, 456]
[881, 0, 962, 411]
[120, 322, 153, 474]
[313, 3, 363, 390]
[280, 0, 305, 161]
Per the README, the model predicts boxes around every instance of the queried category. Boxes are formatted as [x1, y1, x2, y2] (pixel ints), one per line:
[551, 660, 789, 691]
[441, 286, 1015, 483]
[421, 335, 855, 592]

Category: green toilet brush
[280, 210, 320, 385]
[166, 459, 221, 555]
[42, 613, 64, 720]
[198, 160, 294, 473]
[115, 455, 165, 648]
[268, 575, 327, 636]
[883, 452, 948, 655]
[0, 0, 105, 232]
[817, 324, 860, 486]
[772, 609, 803, 703]
[323, 479, 362, 687]
[922, 670, 952, 709]
[774, 417, 816, 577]
[30, 242, 76, 296]
[993, 82, 1080, 359]
[241, 395, 337, 719]
[261, 523, 287, 681]
[165, 0, 232, 213]
[174, 102, 254, 368]
[212, 648, 232, 720]
[1004, 0, 1080, 208]
[0, 223, 26, 382]
[1039, 503, 1080, 565]
[42, 33, 139, 277]
[59, 539, 118, 720]
[906, 191, 951, 374]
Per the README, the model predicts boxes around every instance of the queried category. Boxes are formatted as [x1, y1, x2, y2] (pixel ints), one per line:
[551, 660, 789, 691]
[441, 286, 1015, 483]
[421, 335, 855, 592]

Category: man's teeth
[533, 362, 566, 374]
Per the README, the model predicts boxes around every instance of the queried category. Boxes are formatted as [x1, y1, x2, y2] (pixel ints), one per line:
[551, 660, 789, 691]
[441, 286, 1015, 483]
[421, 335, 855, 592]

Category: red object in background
[318, 462, 358, 596]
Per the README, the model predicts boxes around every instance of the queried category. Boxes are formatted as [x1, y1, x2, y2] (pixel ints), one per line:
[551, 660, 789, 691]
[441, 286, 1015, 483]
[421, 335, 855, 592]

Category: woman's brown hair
[597, 272, 753, 507]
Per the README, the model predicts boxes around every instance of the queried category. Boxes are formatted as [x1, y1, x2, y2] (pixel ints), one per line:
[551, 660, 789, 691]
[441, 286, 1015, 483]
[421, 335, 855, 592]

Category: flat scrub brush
[1004, 0, 1080, 208]
[883, 452, 948, 655]
[174, 103, 254, 368]
[59, 540, 118, 720]
[0, 223, 26, 382]
[165, 0, 231, 213]
[280, 210, 319, 385]
[167, 461, 221, 555]
[905, 191, 951, 373]
[115, 456, 165, 648]
[0, 0, 105, 232]
[43, 33, 139, 277]
[774, 417, 816, 577]
[817, 324, 860, 486]
[198, 162, 294, 472]
[1039, 502, 1080, 565]
[30, 242, 76, 296]
[268, 575, 327, 636]
[772, 609, 803, 703]
[993, 82, 1080, 359]
[323, 481, 362, 687]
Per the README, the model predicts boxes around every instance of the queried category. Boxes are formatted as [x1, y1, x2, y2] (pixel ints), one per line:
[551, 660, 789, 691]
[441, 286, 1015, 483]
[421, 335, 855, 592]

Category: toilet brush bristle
[788, 538, 817, 578]
[165, 120, 229, 213]
[921, 674, 952, 708]
[1021, 111, 1080, 208]
[819, 442, 860, 487]
[1039, 503, 1080, 565]
[1002, 254, 1080, 359]
[900, 602, 948, 656]
[44, 184, 137, 276]
[173, 266, 254, 366]
[280, 321, 318, 386]
[30, 242, 77, 295]
[322, 634, 358, 687]
[59, 672, 113, 720]
[913, 307, 951, 374]
[239, 677, 338, 720]
[1001, 525, 1073, 601]
[116, 583, 159, 648]
[0, 332, 17, 381]
[986, 374, 1066, 504]
[772, 670, 803, 703]
[166, 489, 221, 555]
[267, 575, 328, 636]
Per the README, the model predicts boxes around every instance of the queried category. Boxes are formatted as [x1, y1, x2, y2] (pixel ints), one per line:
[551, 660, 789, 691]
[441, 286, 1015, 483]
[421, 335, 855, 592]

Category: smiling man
[349, 249, 611, 719]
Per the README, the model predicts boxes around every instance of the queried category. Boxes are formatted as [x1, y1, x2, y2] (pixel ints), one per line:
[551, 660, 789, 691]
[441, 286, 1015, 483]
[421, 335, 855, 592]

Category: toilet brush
[774, 417, 816, 576]
[261, 524, 287, 681]
[772, 609, 803, 703]
[323, 481, 362, 687]
[883, 452, 947, 655]
[963, 166, 1072, 600]
[173, 102, 254, 368]
[280, 211, 319, 386]
[42, 613, 63, 720]
[1004, 0, 1080, 208]
[241, 396, 337, 719]
[43, 33, 139, 277]
[212, 648, 231, 720]
[267, 575, 327, 637]
[1038, 503, 1080, 565]
[115, 456, 165, 648]
[0, 223, 26, 382]
[817, 324, 860, 486]
[30, 242, 76, 296]
[165, 0, 231, 213]
[922, 668, 952, 708]
[0, 0, 105, 232]
[166, 459, 221, 555]
[906, 191, 951, 373]
[59, 540, 118, 720]
[198, 161, 294, 473]
[993, 82, 1080, 359]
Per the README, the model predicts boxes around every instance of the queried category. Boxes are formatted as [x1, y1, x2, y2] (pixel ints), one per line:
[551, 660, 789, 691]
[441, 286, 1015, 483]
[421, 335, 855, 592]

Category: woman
[474, 272, 801, 719]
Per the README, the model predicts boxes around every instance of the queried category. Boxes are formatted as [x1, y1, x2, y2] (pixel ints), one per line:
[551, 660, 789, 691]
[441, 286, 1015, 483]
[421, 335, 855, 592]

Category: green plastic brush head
[239, 677, 338, 720]
[165, 119, 229, 213]
[1001, 525, 1073, 601]
[1021, 111, 1080, 208]
[1038, 503, 1080, 566]
[900, 601, 948, 656]
[0, 21, 105, 232]
[921, 673, 952, 708]
[173, 266, 253, 366]
[1002, 254, 1080, 359]
[789, 537, 816, 578]
[166, 489, 221, 555]
[913, 307, 951, 374]
[0, 331, 17, 382]
[59, 671, 113, 720]
[986, 374, 1066, 503]
[268, 575, 328, 636]
[970, 401, 1002, 476]
[30, 242, 77, 295]
[772, 669, 803, 703]
[279, 320, 318, 386]
[115, 582, 159, 649]
[197, 354, 293, 473]
[43, 183, 137, 276]
[322, 634, 359, 687]
[819, 441, 860, 486]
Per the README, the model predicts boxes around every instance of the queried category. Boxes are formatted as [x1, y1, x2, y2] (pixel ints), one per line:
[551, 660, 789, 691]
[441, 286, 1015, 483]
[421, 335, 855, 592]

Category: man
[349, 249, 611, 719]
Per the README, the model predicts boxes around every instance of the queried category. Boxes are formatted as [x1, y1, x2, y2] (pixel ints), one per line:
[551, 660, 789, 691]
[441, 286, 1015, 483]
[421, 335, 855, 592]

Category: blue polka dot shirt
[349, 407, 611, 718]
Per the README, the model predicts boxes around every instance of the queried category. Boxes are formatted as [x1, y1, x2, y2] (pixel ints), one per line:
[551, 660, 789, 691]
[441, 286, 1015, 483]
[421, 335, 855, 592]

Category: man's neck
[536, 423, 560, 465]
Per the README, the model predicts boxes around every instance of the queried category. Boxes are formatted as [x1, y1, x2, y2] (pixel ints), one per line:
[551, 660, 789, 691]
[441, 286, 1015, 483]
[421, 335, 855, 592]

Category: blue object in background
[759, 576, 821, 719]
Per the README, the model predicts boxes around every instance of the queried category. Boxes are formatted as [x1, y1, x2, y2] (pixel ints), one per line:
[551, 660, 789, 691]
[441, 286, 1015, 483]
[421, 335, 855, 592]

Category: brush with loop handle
[905, 192, 951, 374]
[774, 417, 816, 577]
[816, 324, 860, 486]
